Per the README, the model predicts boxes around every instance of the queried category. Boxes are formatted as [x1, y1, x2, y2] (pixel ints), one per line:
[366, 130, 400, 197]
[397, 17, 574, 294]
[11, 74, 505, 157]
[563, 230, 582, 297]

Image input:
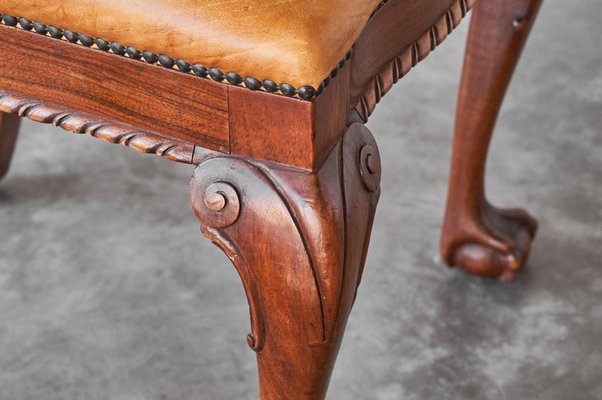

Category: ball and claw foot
[441, 203, 538, 282]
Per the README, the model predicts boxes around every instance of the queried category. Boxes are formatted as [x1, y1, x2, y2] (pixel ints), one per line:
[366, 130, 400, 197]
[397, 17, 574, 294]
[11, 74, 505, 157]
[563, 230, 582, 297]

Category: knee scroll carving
[189, 123, 381, 353]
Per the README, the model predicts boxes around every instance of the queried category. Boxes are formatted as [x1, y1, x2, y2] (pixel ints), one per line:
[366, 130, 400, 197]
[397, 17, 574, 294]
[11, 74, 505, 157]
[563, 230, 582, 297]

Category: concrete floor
[1, 1, 601, 399]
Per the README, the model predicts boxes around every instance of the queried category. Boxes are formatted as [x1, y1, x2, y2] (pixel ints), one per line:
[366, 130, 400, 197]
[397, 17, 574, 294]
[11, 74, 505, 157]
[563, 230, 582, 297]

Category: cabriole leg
[0, 112, 21, 181]
[441, 0, 542, 281]
[189, 123, 381, 399]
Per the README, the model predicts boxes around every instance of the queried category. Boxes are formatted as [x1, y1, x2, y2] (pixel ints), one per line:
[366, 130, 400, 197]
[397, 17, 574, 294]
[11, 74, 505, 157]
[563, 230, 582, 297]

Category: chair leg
[440, 0, 542, 281]
[0, 112, 21, 181]
[189, 123, 381, 399]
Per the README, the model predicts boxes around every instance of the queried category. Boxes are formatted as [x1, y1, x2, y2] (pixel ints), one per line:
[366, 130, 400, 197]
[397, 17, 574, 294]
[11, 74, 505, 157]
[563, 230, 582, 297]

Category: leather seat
[0, 0, 384, 90]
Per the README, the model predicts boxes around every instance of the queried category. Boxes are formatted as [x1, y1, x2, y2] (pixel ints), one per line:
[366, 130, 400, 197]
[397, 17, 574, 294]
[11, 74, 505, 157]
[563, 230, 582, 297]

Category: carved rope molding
[0, 92, 195, 164]
[190, 123, 381, 352]
[356, 0, 476, 121]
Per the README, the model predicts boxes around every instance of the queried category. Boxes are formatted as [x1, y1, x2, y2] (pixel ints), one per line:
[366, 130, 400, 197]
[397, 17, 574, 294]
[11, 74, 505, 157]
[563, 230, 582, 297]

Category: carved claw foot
[441, 202, 538, 281]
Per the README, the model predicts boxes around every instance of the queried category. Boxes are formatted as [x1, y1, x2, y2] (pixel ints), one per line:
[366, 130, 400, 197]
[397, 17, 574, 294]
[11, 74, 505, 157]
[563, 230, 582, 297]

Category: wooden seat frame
[0, 0, 542, 398]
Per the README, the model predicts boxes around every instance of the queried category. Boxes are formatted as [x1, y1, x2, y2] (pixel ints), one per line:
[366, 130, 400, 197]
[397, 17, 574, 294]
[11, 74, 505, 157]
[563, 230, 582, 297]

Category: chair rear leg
[0, 112, 21, 181]
[440, 0, 543, 281]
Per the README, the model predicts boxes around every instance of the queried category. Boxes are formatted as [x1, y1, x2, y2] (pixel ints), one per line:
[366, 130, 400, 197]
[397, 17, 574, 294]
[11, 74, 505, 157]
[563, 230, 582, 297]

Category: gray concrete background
[0, 1, 601, 399]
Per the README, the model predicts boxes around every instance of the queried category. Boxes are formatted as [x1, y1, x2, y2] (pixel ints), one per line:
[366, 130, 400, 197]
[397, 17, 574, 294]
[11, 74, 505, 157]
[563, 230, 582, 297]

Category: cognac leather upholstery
[0, 0, 384, 89]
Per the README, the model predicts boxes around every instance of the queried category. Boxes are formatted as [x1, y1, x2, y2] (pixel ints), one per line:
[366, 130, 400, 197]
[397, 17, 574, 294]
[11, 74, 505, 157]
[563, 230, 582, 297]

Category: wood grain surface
[440, 0, 542, 281]
[353, 0, 475, 120]
[190, 122, 381, 399]
[0, 92, 196, 164]
[0, 0, 476, 170]
[0, 24, 229, 152]
[0, 0, 547, 397]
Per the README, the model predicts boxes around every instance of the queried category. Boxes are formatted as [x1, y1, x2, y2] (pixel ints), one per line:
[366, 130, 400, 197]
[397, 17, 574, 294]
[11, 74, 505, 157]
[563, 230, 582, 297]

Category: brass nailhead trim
[0, 11, 374, 101]
[0, 1, 392, 101]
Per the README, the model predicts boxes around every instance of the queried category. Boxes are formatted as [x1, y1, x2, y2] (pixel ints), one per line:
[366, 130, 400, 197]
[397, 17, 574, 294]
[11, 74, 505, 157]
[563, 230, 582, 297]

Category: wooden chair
[0, 0, 542, 398]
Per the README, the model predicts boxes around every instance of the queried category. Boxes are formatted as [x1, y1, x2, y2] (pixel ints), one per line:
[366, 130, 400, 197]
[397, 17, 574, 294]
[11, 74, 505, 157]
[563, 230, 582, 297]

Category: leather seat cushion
[0, 0, 384, 89]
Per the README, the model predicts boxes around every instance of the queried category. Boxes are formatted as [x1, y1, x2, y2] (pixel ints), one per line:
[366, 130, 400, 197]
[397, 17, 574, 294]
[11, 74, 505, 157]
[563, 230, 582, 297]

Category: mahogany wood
[440, 0, 542, 281]
[353, 0, 475, 120]
[0, 0, 546, 397]
[0, 24, 230, 152]
[0, 92, 196, 164]
[190, 122, 381, 399]
[0, 0, 473, 171]
[0, 111, 20, 180]
[351, 0, 460, 105]
[229, 65, 349, 170]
